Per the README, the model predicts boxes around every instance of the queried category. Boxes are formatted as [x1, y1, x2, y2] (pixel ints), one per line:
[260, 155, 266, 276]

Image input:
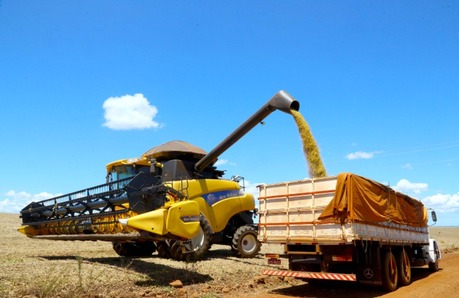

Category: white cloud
[102, 93, 161, 130]
[402, 163, 413, 170]
[215, 159, 237, 167]
[423, 193, 459, 212]
[393, 179, 428, 195]
[0, 191, 57, 214]
[346, 151, 378, 160]
[243, 180, 262, 198]
[215, 159, 228, 166]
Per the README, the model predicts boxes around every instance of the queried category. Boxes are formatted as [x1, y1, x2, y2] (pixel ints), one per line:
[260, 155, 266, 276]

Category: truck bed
[257, 174, 429, 245]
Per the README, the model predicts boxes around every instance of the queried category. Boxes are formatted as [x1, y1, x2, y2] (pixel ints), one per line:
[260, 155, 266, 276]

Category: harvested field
[1, 213, 458, 298]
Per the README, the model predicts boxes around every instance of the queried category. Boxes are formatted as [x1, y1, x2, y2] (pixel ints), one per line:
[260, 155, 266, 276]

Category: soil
[1, 213, 458, 298]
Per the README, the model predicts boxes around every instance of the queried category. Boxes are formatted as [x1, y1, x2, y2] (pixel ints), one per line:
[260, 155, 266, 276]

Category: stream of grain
[291, 109, 327, 178]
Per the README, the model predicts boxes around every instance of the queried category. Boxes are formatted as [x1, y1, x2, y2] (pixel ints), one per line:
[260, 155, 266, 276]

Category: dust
[290, 109, 327, 178]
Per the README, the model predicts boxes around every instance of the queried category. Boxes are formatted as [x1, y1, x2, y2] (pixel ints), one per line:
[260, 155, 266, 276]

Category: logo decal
[181, 215, 200, 223]
[202, 190, 240, 205]
[364, 268, 374, 279]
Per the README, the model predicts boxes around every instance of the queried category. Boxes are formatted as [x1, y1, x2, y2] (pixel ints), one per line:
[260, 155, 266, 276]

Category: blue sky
[1, 1, 458, 226]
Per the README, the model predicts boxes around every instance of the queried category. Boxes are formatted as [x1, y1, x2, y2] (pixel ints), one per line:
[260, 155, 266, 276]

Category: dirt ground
[1, 212, 458, 298]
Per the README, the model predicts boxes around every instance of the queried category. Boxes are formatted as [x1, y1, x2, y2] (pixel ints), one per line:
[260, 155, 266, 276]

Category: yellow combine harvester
[19, 90, 300, 261]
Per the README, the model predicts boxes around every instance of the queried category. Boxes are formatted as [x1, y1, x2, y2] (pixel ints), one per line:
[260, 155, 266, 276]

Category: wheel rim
[241, 233, 258, 253]
[402, 251, 410, 278]
[389, 253, 397, 284]
[185, 227, 204, 252]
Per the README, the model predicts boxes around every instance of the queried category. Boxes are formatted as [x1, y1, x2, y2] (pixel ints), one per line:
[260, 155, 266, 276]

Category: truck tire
[428, 243, 440, 272]
[231, 225, 261, 258]
[381, 250, 398, 291]
[397, 248, 411, 286]
[112, 241, 156, 257]
[428, 259, 439, 272]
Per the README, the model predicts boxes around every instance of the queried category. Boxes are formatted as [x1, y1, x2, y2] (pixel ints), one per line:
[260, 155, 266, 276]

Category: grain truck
[258, 173, 441, 291]
[19, 90, 299, 261]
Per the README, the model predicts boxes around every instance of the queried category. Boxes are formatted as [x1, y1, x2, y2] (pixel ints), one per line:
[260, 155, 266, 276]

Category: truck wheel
[428, 244, 440, 272]
[112, 241, 156, 257]
[381, 250, 398, 291]
[184, 215, 212, 260]
[231, 225, 261, 258]
[429, 259, 439, 272]
[397, 248, 411, 286]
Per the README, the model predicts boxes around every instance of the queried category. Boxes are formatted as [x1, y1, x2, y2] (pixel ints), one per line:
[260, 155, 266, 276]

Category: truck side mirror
[431, 210, 437, 223]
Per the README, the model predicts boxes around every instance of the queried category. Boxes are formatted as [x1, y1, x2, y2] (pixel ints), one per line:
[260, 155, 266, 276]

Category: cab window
[111, 165, 136, 181]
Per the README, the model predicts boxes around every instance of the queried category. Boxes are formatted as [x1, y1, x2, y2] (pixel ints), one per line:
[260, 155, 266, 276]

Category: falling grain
[291, 109, 327, 178]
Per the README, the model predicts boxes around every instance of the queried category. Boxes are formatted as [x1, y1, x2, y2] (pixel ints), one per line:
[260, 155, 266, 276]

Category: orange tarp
[318, 173, 428, 227]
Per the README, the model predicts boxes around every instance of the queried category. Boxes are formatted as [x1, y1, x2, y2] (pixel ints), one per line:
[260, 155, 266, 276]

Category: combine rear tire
[231, 225, 261, 258]
[112, 241, 156, 257]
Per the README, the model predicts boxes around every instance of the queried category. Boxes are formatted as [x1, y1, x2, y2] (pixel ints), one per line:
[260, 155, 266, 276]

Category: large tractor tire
[231, 225, 261, 258]
[170, 240, 185, 261]
[112, 241, 156, 257]
[156, 241, 171, 259]
[185, 215, 212, 259]
[169, 215, 212, 261]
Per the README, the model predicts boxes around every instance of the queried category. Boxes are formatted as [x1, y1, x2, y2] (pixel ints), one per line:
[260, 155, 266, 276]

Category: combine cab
[19, 90, 300, 261]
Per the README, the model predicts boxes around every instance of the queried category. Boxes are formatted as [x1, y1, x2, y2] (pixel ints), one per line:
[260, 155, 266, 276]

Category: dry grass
[2, 212, 457, 298]
[0, 213, 286, 298]
[430, 226, 459, 253]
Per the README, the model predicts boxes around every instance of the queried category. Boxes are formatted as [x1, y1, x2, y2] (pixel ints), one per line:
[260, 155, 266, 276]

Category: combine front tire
[231, 225, 261, 258]
[170, 240, 185, 261]
[112, 241, 156, 257]
[185, 215, 212, 260]
[168, 215, 212, 261]
[156, 241, 171, 259]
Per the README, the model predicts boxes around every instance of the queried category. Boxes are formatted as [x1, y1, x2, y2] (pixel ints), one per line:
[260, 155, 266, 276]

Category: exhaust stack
[195, 90, 300, 173]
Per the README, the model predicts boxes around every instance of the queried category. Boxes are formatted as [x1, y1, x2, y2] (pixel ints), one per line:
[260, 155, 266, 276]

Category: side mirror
[150, 161, 162, 176]
[431, 210, 437, 223]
